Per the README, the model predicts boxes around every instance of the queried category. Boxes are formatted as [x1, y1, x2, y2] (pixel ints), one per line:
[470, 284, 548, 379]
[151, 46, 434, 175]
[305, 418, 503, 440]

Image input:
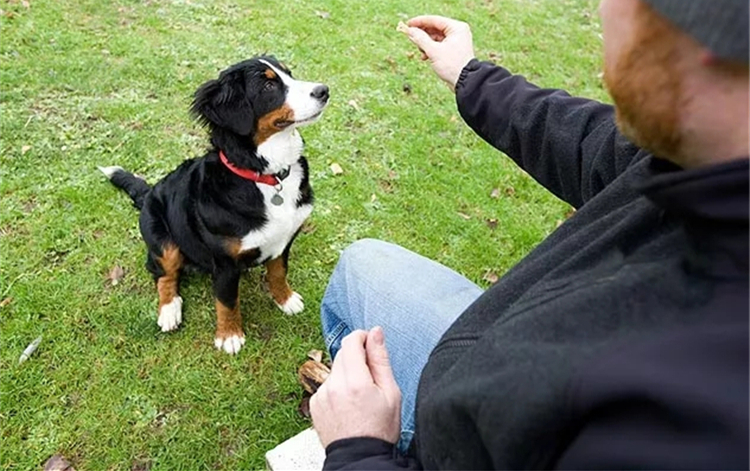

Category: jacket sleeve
[455, 59, 642, 209]
[323, 437, 421, 470]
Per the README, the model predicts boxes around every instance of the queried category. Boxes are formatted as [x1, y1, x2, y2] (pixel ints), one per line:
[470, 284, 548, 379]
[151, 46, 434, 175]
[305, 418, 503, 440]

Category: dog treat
[396, 21, 409, 34]
[298, 360, 331, 394]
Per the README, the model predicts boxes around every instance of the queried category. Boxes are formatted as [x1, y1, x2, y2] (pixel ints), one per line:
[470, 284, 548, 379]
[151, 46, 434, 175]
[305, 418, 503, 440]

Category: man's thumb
[406, 27, 435, 56]
[366, 327, 398, 389]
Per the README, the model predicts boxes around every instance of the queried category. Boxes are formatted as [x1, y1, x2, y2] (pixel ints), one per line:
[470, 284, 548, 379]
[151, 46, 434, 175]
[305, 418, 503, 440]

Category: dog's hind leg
[212, 262, 245, 355]
[147, 243, 184, 332]
[265, 244, 304, 315]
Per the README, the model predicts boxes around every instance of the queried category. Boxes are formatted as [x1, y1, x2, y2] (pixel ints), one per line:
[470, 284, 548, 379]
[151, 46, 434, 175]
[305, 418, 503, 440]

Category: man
[310, 0, 749, 468]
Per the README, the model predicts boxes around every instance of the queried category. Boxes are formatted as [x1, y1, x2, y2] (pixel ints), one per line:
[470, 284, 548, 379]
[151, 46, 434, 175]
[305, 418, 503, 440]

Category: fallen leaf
[347, 99, 360, 111]
[379, 179, 394, 192]
[298, 392, 311, 418]
[307, 349, 323, 363]
[388, 170, 398, 180]
[101, 49, 110, 55]
[131, 459, 151, 471]
[490, 188, 500, 199]
[0, 297, 12, 308]
[21, 145, 31, 154]
[314, 10, 330, 19]
[43, 454, 75, 471]
[486, 218, 498, 230]
[298, 360, 331, 394]
[406, 51, 416, 60]
[483, 271, 499, 284]
[330, 163, 344, 175]
[505, 187, 516, 196]
[108, 266, 125, 286]
[449, 115, 458, 123]
[457, 212, 471, 220]
[21, 0, 30, 8]
[300, 221, 317, 234]
[370, 193, 377, 203]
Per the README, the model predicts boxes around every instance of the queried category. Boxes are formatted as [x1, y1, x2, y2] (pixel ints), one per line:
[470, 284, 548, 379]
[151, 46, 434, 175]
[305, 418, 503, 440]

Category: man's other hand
[310, 327, 402, 448]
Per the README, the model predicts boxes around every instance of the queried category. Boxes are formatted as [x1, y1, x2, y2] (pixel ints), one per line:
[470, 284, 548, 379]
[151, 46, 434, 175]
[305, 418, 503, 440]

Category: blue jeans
[320, 239, 483, 453]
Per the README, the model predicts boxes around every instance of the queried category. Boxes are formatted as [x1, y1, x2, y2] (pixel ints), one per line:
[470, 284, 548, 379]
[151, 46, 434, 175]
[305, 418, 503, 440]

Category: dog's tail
[98, 166, 151, 210]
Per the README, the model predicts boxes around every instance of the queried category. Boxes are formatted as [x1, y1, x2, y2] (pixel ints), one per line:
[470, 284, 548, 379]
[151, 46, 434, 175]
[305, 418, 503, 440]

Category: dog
[99, 56, 329, 354]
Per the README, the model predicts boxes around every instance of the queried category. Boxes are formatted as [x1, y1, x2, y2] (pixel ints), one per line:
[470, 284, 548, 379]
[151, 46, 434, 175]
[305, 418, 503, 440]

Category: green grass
[1, 0, 605, 468]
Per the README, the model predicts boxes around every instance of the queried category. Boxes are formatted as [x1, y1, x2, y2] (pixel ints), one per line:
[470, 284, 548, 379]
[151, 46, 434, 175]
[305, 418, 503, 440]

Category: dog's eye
[263, 81, 278, 92]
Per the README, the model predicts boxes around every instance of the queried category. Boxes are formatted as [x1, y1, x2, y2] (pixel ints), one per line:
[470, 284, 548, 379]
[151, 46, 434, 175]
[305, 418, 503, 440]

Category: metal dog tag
[271, 193, 284, 206]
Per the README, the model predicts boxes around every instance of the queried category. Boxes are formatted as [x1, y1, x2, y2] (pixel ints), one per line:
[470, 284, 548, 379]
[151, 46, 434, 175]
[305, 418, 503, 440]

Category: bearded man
[310, 1, 749, 469]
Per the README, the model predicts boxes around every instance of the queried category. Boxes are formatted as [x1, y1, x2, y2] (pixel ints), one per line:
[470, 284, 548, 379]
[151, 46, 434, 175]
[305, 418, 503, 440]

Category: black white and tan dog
[99, 56, 329, 354]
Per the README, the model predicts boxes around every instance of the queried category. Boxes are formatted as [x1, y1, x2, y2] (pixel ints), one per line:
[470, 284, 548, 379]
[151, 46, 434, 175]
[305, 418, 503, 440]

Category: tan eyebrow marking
[264, 68, 277, 80]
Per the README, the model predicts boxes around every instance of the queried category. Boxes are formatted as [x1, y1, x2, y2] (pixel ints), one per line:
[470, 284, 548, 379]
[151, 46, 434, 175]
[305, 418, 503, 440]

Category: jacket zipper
[432, 335, 479, 355]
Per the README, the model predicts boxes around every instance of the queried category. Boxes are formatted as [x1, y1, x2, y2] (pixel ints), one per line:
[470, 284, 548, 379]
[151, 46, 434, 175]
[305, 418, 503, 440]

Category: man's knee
[338, 238, 391, 269]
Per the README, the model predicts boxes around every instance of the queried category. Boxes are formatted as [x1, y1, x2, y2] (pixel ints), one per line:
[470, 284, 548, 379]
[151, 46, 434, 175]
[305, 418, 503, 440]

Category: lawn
[1, 0, 604, 468]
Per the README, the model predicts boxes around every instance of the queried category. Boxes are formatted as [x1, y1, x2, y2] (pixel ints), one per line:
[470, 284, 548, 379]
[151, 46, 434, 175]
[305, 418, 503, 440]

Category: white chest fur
[239, 161, 312, 261]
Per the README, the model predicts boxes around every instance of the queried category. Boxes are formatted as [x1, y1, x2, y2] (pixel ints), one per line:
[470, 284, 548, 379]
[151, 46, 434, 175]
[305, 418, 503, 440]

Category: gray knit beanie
[642, 0, 749, 63]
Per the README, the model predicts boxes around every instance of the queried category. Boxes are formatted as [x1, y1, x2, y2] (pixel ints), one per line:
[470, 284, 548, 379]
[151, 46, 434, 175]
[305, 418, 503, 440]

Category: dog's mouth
[274, 110, 324, 129]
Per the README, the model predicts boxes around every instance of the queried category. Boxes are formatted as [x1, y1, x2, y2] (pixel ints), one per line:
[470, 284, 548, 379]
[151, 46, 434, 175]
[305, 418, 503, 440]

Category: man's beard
[603, 2, 685, 162]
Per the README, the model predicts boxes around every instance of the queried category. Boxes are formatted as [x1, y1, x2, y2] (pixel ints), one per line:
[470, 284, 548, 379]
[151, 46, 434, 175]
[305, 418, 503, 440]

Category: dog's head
[191, 56, 329, 145]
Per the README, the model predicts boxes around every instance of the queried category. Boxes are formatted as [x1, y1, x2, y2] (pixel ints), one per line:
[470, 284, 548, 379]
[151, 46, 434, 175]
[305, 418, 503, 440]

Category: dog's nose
[311, 85, 329, 103]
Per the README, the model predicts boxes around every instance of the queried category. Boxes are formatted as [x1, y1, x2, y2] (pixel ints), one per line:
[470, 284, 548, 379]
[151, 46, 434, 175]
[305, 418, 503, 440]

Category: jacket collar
[638, 157, 749, 277]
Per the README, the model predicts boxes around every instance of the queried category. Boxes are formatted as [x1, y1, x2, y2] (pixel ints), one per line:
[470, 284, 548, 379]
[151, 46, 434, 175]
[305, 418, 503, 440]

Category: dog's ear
[191, 71, 254, 135]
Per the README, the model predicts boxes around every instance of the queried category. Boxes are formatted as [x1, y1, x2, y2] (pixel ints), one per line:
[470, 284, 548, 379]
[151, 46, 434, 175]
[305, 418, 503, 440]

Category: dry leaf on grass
[0, 297, 12, 308]
[298, 360, 330, 394]
[43, 454, 75, 471]
[457, 212, 471, 220]
[131, 458, 152, 471]
[300, 221, 317, 234]
[490, 188, 500, 199]
[298, 392, 311, 418]
[21, 145, 31, 154]
[486, 218, 498, 230]
[483, 271, 500, 284]
[330, 163, 344, 175]
[347, 99, 360, 111]
[315, 10, 330, 19]
[307, 349, 323, 363]
[107, 266, 125, 286]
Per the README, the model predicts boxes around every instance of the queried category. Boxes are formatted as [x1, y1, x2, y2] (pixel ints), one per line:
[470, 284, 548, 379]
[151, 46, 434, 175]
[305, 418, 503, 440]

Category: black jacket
[323, 60, 749, 470]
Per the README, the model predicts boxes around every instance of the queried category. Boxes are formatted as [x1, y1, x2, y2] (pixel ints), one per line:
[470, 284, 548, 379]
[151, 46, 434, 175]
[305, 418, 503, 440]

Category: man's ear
[190, 72, 254, 135]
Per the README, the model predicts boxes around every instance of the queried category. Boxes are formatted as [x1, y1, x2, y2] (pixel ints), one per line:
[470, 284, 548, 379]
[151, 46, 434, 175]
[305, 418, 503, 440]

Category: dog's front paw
[214, 332, 246, 355]
[158, 296, 183, 332]
[276, 291, 304, 315]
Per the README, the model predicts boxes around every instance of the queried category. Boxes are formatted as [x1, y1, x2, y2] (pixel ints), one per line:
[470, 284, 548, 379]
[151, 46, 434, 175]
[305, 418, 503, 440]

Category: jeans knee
[322, 239, 388, 311]
[340, 238, 387, 262]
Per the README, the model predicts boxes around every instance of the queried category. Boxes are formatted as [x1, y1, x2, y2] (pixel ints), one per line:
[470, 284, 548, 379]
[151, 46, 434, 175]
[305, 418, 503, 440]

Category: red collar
[219, 150, 285, 186]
